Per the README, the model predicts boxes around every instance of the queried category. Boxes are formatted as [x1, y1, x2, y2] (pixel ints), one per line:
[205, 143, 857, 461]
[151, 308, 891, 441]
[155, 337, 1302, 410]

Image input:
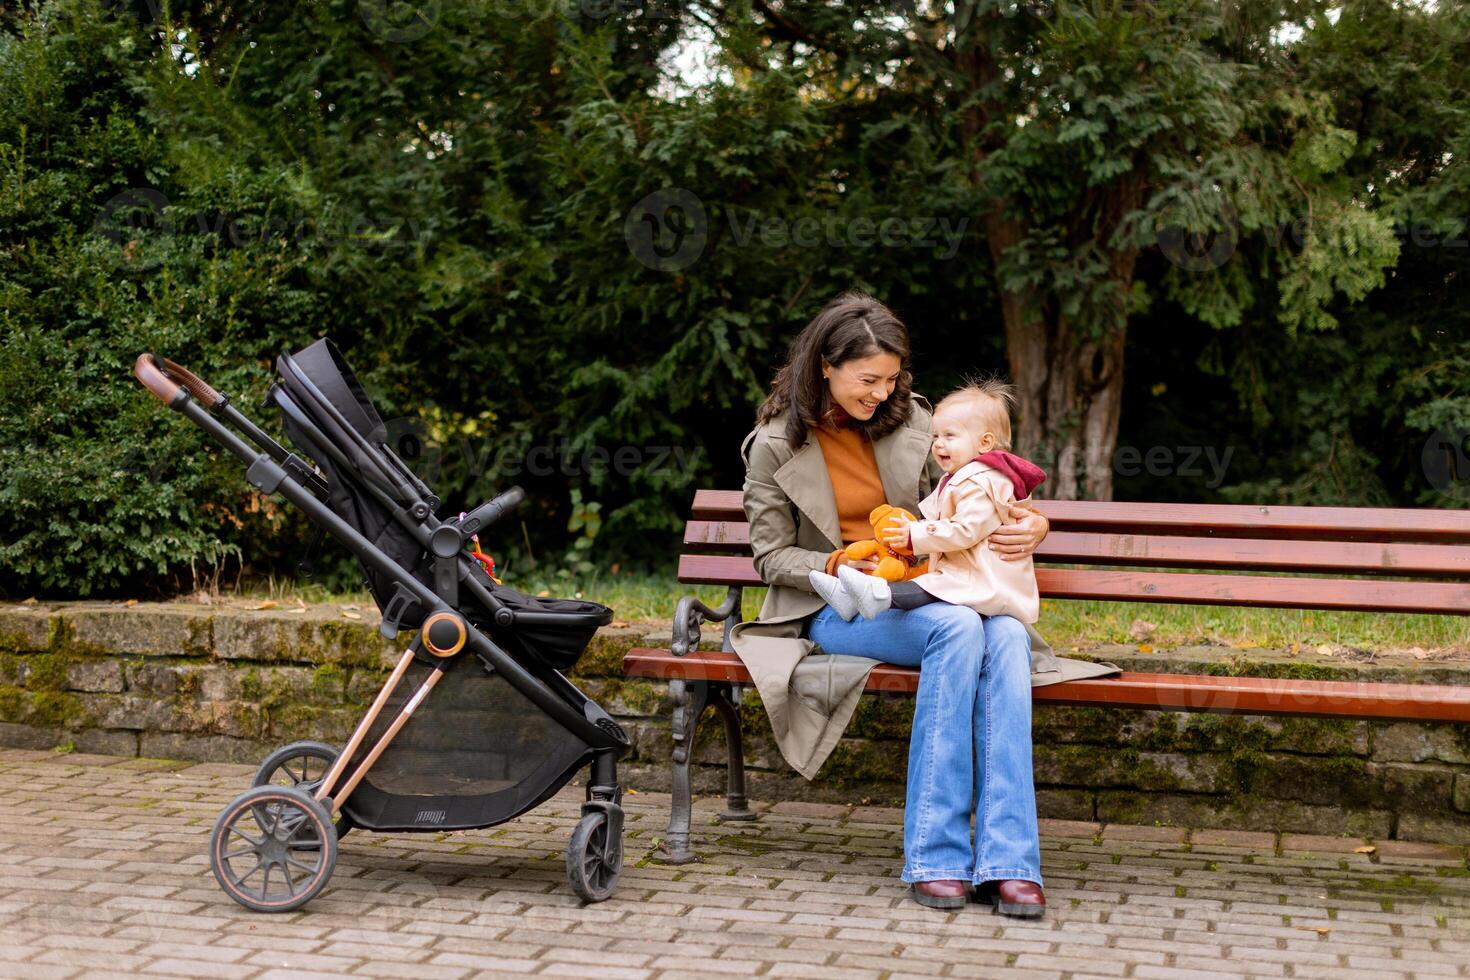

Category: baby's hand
[880, 522, 911, 550]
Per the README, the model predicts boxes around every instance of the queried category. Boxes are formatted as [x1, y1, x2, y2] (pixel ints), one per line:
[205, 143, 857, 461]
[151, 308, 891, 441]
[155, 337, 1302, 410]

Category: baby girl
[809, 379, 1046, 623]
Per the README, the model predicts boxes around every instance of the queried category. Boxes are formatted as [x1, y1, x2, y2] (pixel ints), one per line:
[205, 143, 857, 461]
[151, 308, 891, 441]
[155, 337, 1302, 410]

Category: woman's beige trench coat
[730, 397, 1118, 779]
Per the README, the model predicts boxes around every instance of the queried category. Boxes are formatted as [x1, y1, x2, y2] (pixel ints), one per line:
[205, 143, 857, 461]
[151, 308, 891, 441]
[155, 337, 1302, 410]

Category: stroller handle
[133, 353, 224, 409]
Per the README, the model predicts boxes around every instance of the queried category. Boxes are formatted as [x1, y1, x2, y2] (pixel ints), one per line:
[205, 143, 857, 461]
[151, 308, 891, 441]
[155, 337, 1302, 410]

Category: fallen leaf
[1295, 926, 1331, 936]
[1288, 643, 1300, 656]
[1128, 618, 1157, 642]
[341, 610, 362, 620]
[1354, 845, 1377, 855]
[1316, 644, 1336, 657]
[626, 788, 638, 795]
[1409, 646, 1429, 660]
[123, 599, 138, 607]
[609, 620, 630, 628]
[20, 597, 38, 606]
[250, 600, 278, 611]
[536, 590, 551, 597]
[1137, 644, 1153, 654]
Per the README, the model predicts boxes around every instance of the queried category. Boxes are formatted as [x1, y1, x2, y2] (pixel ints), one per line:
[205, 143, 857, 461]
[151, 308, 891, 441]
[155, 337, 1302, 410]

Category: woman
[730, 291, 1108, 917]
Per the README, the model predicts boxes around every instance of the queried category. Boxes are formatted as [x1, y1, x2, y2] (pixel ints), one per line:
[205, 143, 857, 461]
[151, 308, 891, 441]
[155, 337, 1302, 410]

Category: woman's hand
[987, 502, 1049, 561]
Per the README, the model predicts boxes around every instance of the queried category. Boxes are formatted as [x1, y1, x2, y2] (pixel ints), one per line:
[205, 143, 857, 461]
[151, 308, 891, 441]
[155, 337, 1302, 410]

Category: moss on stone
[310, 663, 349, 703]
[239, 667, 265, 702]
[310, 621, 386, 668]
[568, 629, 643, 679]
[29, 690, 83, 728]
[0, 684, 26, 722]
[25, 651, 72, 693]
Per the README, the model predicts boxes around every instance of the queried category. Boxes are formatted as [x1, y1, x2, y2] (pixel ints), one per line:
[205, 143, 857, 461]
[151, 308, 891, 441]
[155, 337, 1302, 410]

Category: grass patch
[227, 571, 1470, 652]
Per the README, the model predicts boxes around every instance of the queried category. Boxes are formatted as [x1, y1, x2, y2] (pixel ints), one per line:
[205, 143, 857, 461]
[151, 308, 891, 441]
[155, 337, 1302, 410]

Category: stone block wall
[2, 601, 1468, 842]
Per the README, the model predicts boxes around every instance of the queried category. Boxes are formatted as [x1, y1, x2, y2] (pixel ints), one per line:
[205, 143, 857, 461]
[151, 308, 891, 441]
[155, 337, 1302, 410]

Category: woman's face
[824, 352, 902, 423]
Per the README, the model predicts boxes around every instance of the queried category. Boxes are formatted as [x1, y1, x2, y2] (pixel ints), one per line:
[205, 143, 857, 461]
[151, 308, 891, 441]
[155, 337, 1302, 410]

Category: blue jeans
[808, 603, 1042, 887]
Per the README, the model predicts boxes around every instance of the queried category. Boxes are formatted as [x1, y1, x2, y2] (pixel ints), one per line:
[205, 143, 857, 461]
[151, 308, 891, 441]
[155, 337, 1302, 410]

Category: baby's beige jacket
[908, 459, 1041, 623]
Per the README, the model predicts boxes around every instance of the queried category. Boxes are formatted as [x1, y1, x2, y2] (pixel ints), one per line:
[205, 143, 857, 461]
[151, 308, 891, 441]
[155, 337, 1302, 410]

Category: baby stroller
[133, 340, 630, 910]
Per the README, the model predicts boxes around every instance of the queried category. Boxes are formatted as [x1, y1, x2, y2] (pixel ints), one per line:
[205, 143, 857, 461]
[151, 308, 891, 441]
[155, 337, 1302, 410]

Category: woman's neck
[826, 402, 858, 430]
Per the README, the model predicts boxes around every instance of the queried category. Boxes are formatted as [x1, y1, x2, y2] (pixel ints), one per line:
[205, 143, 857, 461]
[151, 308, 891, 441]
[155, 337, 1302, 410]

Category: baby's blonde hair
[934, 377, 1018, 450]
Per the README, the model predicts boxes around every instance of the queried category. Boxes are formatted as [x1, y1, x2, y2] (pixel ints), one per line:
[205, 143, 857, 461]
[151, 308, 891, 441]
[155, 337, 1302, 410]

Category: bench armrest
[672, 587, 743, 657]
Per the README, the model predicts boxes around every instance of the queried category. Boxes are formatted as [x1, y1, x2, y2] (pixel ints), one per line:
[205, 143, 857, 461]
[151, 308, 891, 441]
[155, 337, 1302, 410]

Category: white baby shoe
[837, 564, 893, 620]
[809, 570, 860, 621]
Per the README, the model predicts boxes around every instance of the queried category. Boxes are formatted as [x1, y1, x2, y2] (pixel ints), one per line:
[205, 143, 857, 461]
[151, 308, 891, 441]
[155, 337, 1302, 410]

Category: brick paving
[0, 749, 1467, 978]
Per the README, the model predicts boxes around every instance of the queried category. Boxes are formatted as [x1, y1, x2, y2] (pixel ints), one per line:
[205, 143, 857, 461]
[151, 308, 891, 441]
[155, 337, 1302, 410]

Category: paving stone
[1190, 829, 1278, 848]
[1101, 823, 1189, 843]
[0, 748, 1466, 978]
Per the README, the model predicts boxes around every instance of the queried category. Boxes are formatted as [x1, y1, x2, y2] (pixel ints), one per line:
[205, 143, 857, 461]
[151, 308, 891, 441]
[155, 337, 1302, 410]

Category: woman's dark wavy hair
[756, 290, 914, 446]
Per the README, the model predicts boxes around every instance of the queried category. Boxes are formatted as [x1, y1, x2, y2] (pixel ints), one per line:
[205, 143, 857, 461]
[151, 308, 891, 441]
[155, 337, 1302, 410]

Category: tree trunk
[987, 213, 1132, 501]
[954, 21, 1138, 500]
[997, 303, 1127, 500]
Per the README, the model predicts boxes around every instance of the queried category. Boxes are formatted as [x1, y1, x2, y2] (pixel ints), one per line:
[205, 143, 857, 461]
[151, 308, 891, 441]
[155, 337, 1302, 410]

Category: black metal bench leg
[659, 677, 709, 864]
[710, 684, 756, 822]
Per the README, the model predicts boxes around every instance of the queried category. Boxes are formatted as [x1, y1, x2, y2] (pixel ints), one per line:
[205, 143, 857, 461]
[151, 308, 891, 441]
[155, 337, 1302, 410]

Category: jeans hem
[973, 868, 1043, 886]
[902, 869, 974, 884]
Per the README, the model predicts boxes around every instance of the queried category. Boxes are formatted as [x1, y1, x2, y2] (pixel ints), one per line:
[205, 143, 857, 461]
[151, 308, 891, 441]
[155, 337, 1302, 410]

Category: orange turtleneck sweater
[811, 409, 887, 574]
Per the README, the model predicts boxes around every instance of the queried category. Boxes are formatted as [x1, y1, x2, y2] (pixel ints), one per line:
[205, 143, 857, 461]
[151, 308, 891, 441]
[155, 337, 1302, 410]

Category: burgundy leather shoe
[975, 879, 1046, 918]
[909, 879, 969, 910]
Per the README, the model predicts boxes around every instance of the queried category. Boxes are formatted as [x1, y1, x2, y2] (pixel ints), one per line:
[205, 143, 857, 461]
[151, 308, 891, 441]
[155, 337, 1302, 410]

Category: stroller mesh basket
[343, 651, 589, 831]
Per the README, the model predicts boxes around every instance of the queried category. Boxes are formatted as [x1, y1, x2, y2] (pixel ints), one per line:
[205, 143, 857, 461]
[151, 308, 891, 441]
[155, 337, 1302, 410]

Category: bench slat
[623, 648, 1470, 723]
[1035, 568, 1470, 614]
[676, 554, 1470, 613]
[684, 522, 1470, 577]
[689, 490, 1470, 544]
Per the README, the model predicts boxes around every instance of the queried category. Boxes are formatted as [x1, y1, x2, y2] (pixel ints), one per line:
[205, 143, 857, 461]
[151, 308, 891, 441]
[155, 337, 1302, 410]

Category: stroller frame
[133, 351, 630, 908]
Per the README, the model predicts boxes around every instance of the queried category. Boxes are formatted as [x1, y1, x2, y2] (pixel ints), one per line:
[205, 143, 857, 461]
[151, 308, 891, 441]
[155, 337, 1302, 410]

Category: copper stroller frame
[133, 351, 630, 908]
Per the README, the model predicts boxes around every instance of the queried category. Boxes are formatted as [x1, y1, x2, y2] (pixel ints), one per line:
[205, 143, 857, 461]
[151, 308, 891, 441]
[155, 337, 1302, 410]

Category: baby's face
[931, 406, 995, 473]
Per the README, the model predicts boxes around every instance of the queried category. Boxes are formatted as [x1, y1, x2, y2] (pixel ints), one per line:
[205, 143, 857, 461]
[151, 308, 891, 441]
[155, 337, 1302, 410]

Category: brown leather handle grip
[134, 353, 183, 405]
[132, 353, 223, 408]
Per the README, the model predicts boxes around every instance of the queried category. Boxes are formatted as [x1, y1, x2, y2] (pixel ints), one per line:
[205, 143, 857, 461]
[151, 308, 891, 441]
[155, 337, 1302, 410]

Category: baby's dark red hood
[974, 449, 1047, 499]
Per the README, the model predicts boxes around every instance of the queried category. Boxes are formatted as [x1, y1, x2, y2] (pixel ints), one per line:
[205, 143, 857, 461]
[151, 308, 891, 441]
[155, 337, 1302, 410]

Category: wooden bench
[624, 489, 1470, 863]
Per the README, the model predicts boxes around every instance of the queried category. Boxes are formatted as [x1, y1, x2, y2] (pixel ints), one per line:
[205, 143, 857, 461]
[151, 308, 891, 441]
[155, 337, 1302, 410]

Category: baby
[808, 379, 1046, 623]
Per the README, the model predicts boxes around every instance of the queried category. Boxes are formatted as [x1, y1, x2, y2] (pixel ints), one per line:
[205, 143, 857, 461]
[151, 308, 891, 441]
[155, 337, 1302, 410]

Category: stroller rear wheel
[566, 808, 622, 903]
[210, 785, 338, 912]
[252, 740, 354, 839]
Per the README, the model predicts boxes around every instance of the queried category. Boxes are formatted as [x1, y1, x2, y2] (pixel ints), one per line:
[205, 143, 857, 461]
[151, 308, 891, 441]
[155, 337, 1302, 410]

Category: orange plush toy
[843, 504, 928, 583]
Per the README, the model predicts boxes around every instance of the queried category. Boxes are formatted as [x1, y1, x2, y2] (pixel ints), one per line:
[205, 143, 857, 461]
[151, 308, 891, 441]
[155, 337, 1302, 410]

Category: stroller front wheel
[566, 809, 622, 903]
[252, 740, 354, 839]
[210, 785, 338, 913]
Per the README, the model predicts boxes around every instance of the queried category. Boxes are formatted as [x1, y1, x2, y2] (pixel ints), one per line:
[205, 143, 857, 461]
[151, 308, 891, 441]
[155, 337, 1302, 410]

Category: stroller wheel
[210, 785, 338, 913]
[252, 740, 353, 839]
[566, 809, 623, 903]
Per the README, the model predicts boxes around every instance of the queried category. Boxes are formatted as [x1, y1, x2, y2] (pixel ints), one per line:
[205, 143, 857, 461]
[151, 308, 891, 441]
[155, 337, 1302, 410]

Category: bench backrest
[680, 490, 1470, 615]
